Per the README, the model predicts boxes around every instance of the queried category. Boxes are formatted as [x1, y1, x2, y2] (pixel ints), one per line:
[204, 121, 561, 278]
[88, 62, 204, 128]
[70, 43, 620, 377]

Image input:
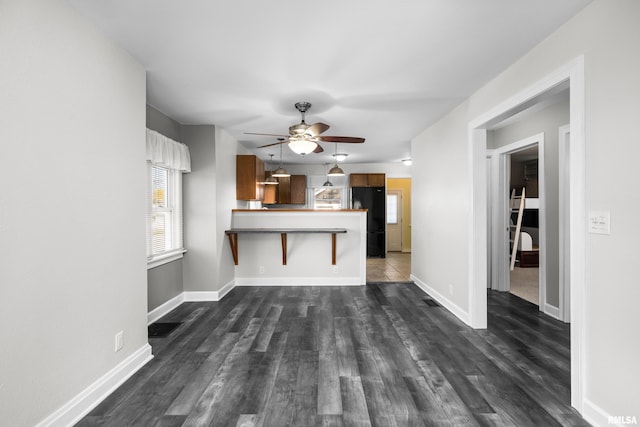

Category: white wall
[0, 1, 148, 426]
[412, 107, 471, 312]
[412, 0, 640, 420]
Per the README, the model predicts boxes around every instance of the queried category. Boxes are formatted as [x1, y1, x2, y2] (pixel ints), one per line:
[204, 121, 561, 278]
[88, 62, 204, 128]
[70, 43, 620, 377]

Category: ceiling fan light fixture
[333, 153, 348, 162]
[288, 137, 318, 156]
[327, 164, 345, 176]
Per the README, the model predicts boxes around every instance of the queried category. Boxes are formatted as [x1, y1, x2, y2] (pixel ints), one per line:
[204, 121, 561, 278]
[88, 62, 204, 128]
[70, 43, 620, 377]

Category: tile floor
[366, 252, 411, 282]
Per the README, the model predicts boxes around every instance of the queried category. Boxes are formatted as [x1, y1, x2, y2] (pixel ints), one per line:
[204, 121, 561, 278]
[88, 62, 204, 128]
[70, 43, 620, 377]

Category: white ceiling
[66, 0, 591, 165]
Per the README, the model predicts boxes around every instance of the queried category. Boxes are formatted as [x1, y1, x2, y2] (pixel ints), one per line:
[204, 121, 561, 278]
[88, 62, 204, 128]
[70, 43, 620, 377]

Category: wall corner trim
[35, 344, 153, 427]
[410, 274, 471, 326]
[148, 293, 185, 325]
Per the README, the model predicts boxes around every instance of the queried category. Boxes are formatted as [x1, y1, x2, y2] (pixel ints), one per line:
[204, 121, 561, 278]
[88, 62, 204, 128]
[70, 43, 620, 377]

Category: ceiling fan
[245, 102, 365, 155]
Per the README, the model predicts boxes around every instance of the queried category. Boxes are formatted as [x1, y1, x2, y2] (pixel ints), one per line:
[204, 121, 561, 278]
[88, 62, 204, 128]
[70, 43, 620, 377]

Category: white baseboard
[184, 291, 219, 301]
[184, 280, 236, 302]
[543, 303, 560, 320]
[36, 344, 153, 427]
[147, 293, 185, 325]
[235, 277, 362, 286]
[410, 274, 471, 326]
[149, 281, 236, 323]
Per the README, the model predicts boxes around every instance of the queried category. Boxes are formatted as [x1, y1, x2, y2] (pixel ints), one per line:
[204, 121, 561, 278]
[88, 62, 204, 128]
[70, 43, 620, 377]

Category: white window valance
[146, 129, 191, 172]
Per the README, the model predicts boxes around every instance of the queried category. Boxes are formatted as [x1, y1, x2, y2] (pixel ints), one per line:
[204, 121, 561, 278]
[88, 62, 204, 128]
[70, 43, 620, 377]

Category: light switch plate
[588, 211, 610, 235]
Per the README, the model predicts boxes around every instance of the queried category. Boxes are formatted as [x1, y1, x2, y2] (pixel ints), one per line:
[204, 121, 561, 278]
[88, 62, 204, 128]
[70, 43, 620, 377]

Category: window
[387, 194, 398, 224]
[147, 164, 184, 267]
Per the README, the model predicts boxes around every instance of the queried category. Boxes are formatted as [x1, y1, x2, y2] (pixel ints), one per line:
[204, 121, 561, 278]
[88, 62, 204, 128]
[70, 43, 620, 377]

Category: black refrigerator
[352, 187, 386, 258]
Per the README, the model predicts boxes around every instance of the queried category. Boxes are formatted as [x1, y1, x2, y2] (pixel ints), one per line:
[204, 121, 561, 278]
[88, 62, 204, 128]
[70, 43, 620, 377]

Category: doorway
[509, 145, 542, 305]
[367, 178, 411, 282]
[469, 56, 586, 411]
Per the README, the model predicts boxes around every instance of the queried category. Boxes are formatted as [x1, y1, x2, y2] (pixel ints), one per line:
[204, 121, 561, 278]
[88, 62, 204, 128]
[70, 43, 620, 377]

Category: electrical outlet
[115, 331, 124, 352]
[259, 266, 265, 274]
[333, 265, 339, 273]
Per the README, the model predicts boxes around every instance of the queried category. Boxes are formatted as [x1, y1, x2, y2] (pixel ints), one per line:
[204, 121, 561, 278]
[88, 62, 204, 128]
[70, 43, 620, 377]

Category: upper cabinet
[236, 155, 264, 200]
[289, 175, 306, 204]
[263, 174, 306, 205]
[349, 173, 386, 187]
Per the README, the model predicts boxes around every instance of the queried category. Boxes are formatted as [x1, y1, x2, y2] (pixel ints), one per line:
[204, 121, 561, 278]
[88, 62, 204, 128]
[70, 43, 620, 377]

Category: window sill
[147, 249, 187, 270]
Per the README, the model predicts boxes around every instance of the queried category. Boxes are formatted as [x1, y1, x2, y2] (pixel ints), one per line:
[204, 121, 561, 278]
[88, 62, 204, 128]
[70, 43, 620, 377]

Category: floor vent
[148, 322, 182, 338]
[423, 299, 440, 307]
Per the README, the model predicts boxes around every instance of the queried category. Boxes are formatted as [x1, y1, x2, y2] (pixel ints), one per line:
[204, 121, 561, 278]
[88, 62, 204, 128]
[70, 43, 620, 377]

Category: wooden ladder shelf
[509, 187, 526, 271]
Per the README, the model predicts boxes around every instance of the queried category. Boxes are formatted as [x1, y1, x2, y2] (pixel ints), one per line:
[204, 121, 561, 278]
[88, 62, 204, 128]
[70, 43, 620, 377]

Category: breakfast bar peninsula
[228, 209, 367, 286]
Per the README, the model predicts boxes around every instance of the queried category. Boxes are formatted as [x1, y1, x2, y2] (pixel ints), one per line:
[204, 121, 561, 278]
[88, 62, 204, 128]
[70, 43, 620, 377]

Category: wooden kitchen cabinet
[263, 174, 306, 204]
[277, 176, 291, 203]
[289, 175, 306, 204]
[262, 171, 277, 204]
[349, 174, 369, 187]
[349, 173, 386, 187]
[236, 155, 264, 200]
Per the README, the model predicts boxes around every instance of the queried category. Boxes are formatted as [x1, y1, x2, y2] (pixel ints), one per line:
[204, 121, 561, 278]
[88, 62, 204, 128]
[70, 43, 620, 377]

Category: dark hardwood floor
[77, 285, 589, 426]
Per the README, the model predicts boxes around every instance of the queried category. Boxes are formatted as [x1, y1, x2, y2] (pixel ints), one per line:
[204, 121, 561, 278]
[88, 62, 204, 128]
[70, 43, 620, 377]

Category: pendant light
[327, 144, 345, 176]
[263, 154, 279, 184]
[323, 163, 333, 186]
[272, 141, 290, 177]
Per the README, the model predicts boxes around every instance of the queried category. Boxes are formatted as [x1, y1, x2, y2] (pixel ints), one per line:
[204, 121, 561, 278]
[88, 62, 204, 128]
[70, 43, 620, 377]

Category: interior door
[386, 190, 402, 251]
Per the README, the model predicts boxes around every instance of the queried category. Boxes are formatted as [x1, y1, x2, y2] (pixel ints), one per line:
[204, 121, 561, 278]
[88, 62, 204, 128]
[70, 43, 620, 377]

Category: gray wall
[146, 105, 185, 311]
[491, 97, 569, 307]
[0, 1, 147, 425]
[183, 126, 219, 292]
[145, 107, 240, 307]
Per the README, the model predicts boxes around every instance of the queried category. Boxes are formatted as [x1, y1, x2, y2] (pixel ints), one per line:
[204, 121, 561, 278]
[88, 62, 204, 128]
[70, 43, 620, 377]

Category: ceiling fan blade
[257, 140, 288, 148]
[313, 144, 324, 153]
[306, 122, 330, 136]
[245, 132, 290, 138]
[317, 136, 365, 143]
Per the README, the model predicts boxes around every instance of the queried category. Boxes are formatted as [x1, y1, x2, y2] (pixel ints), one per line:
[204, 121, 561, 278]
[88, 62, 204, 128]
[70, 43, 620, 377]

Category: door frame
[467, 56, 585, 411]
[489, 134, 545, 313]
[558, 124, 571, 322]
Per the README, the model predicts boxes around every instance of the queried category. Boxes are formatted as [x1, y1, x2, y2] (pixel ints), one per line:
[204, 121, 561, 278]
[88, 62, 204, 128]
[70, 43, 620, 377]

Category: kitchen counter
[230, 209, 367, 285]
[232, 209, 367, 212]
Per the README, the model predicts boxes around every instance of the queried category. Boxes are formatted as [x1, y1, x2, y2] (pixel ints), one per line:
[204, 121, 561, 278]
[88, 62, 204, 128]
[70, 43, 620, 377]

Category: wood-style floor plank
[78, 286, 589, 427]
